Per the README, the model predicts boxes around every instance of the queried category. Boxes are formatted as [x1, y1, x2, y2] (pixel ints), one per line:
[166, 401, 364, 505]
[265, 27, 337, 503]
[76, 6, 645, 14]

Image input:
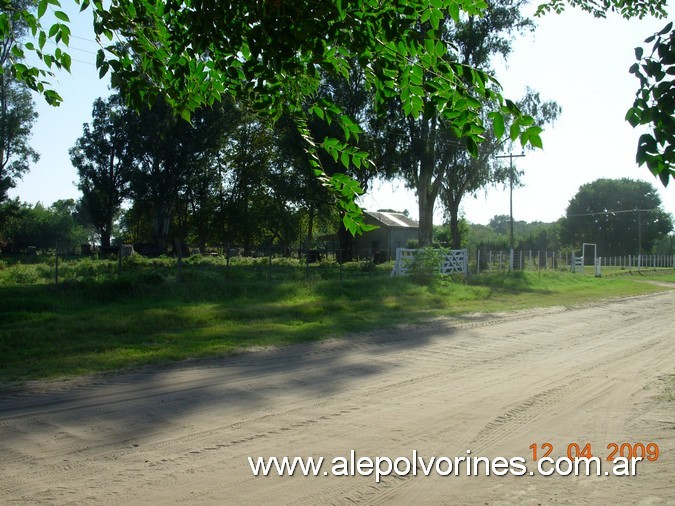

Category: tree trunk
[102, 205, 114, 248]
[101, 228, 112, 249]
[152, 208, 171, 254]
[448, 200, 461, 249]
[415, 115, 441, 248]
[417, 186, 435, 247]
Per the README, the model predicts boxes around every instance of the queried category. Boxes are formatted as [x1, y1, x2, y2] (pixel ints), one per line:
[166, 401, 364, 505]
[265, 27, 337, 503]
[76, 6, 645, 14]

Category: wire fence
[474, 250, 675, 274]
[1, 247, 673, 287]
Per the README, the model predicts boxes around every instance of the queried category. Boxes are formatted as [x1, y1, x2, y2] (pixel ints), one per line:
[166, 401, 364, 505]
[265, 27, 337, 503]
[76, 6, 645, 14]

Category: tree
[70, 94, 134, 248]
[1, 198, 88, 251]
[218, 108, 277, 254]
[562, 178, 673, 255]
[0, 73, 37, 202]
[0, 0, 39, 203]
[125, 97, 232, 254]
[1, 0, 546, 234]
[381, 0, 537, 247]
[1, 0, 670, 221]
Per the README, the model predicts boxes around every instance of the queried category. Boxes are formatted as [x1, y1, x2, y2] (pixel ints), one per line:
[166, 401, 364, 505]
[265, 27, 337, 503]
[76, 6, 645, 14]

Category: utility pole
[496, 152, 525, 251]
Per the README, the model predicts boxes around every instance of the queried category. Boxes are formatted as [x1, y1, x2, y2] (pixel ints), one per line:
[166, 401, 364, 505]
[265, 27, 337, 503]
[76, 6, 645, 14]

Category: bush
[409, 247, 446, 285]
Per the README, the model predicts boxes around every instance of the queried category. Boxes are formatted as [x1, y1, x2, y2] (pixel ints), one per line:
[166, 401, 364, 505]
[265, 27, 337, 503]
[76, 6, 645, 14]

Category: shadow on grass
[1, 266, 672, 452]
[0, 289, 459, 450]
[1, 266, 667, 384]
[0, 273, 455, 383]
[466, 271, 556, 295]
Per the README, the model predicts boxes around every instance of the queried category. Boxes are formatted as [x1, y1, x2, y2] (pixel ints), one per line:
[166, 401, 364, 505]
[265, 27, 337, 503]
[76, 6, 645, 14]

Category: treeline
[70, 94, 351, 256]
[0, 199, 89, 253]
[3, 198, 673, 259]
[456, 215, 563, 253]
[1, 87, 370, 256]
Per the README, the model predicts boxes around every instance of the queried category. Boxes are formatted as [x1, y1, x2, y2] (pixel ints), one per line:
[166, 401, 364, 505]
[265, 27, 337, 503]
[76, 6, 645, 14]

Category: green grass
[0, 256, 673, 384]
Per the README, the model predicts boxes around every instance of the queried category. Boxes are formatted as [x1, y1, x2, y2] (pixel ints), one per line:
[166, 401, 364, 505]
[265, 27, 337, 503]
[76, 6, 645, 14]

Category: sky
[8, 3, 675, 227]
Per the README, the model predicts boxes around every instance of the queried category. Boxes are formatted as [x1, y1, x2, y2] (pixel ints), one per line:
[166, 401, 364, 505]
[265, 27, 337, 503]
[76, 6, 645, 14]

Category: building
[354, 210, 419, 261]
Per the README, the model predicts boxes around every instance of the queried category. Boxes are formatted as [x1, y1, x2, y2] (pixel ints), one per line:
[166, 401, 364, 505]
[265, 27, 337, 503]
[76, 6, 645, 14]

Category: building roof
[364, 210, 419, 228]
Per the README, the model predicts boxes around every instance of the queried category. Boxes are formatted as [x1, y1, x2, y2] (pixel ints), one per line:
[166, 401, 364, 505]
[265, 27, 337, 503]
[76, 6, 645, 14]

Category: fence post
[54, 241, 59, 286]
[226, 241, 231, 279]
[174, 238, 183, 282]
[268, 244, 273, 283]
[339, 249, 343, 282]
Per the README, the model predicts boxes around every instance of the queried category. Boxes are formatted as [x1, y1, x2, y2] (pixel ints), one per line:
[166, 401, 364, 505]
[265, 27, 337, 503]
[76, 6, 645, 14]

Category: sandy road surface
[1, 290, 674, 505]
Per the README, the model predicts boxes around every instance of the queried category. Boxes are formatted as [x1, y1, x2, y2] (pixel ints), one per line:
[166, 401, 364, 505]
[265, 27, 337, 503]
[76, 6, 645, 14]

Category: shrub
[409, 247, 446, 285]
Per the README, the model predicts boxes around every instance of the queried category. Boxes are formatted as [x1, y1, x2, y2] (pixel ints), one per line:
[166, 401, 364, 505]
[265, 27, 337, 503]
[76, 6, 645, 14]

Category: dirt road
[1, 290, 674, 505]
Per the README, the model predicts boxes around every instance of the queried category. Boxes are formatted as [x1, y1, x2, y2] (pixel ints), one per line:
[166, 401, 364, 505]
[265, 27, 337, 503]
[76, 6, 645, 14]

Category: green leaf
[98, 61, 109, 78]
[658, 21, 672, 35]
[492, 111, 504, 138]
[509, 122, 519, 141]
[466, 136, 478, 157]
[429, 9, 441, 30]
[529, 133, 543, 149]
[448, 2, 460, 21]
[61, 52, 71, 72]
[340, 151, 349, 169]
[37, 0, 48, 18]
[54, 10, 69, 22]
[312, 106, 324, 120]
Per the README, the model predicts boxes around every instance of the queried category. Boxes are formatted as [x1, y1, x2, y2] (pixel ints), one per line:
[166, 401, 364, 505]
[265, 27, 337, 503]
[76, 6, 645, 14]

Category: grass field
[1, 254, 673, 384]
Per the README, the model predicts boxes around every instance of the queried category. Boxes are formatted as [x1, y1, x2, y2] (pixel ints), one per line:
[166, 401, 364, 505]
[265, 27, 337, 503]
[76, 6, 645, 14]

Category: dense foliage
[0, 0, 672, 253]
[0, 198, 89, 252]
[627, 22, 675, 186]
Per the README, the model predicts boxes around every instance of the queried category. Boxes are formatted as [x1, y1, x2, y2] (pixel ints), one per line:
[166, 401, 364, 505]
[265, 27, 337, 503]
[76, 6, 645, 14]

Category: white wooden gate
[391, 248, 416, 276]
[391, 248, 468, 276]
[440, 249, 468, 274]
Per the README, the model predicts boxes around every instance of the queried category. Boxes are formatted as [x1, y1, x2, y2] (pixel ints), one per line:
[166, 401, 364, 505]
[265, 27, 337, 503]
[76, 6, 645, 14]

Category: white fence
[478, 250, 675, 273]
[390, 248, 674, 277]
[595, 254, 675, 270]
[477, 250, 565, 273]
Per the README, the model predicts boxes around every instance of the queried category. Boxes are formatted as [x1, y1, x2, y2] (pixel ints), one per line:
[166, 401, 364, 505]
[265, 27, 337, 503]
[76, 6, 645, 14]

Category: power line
[567, 208, 662, 217]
